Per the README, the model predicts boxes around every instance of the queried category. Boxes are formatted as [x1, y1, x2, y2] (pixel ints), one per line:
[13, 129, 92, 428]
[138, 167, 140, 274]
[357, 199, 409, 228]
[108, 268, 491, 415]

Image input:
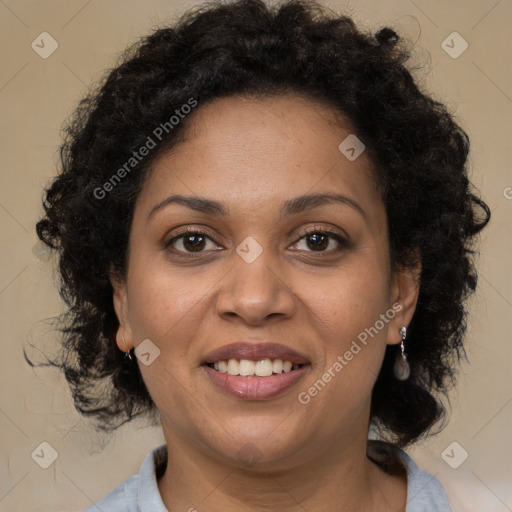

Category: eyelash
[165, 225, 351, 256]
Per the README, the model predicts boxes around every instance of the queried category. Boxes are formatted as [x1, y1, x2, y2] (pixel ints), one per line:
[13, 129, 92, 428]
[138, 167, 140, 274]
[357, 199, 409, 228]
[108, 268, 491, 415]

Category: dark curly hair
[27, 0, 490, 447]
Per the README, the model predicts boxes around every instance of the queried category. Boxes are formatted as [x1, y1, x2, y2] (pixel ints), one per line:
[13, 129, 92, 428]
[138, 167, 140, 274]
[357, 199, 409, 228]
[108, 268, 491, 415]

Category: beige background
[0, 0, 510, 511]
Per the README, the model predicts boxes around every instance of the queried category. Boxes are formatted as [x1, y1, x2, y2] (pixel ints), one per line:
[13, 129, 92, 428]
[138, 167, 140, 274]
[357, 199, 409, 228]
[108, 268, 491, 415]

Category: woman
[32, 0, 490, 510]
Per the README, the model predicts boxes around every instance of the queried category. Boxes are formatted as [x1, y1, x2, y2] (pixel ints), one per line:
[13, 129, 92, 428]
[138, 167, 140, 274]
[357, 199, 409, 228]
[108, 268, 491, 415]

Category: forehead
[135, 94, 383, 225]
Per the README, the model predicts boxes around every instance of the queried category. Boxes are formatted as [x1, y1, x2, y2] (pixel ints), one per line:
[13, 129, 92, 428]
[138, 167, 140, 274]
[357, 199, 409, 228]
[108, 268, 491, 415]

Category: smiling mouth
[205, 358, 305, 377]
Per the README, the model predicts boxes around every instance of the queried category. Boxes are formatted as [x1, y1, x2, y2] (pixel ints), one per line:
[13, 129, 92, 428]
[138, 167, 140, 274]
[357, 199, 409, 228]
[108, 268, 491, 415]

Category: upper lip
[202, 342, 310, 365]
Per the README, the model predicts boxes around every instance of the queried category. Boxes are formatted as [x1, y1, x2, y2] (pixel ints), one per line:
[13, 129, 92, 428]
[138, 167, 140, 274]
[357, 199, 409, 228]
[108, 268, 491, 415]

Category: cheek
[127, 261, 211, 343]
[308, 263, 390, 336]
[125, 266, 213, 424]
[303, 262, 391, 383]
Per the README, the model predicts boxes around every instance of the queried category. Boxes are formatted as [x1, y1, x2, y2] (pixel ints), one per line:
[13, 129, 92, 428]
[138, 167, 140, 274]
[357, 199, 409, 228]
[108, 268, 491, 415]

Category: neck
[156, 432, 407, 512]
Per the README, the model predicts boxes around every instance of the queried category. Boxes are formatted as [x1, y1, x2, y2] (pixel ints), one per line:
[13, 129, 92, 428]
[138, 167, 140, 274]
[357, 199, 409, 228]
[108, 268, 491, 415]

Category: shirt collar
[137, 443, 169, 511]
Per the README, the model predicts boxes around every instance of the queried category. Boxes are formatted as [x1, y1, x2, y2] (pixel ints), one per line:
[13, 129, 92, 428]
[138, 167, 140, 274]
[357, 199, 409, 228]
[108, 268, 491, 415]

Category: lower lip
[202, 364, 309, 400]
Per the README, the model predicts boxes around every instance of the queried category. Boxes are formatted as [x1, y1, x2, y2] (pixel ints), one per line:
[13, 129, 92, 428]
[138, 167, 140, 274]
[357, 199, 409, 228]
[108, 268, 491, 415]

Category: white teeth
[255, 359, 273, 377]
[227, 358, 239, 375]
[272, 359, 283, 374]
[239, 359, 255, 376]
[209, 358, 301, 376]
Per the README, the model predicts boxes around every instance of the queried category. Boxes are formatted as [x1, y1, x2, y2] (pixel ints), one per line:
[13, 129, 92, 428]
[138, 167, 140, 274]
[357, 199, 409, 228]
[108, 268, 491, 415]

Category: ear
[386, 254, 421, 346]
[110, 269, 133, 352]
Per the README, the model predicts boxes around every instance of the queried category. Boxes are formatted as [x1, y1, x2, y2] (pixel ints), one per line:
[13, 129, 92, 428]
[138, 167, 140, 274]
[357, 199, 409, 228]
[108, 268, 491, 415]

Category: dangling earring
[393, 326, 410, 380]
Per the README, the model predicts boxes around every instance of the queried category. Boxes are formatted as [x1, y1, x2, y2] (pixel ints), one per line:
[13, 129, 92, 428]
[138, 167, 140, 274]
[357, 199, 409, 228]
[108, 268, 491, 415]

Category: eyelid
[294, 224, 350, 242]
[290, 225, 352, 252]
[165, 223, 351, 255]
[165, 227, 222, 250]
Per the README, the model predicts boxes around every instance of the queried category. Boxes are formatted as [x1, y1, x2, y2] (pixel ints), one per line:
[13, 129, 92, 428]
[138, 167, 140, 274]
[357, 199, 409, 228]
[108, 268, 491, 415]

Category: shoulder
[80, 444, 168, 512]
[367, 440, 452, 512]
[399, 449, 452, 511]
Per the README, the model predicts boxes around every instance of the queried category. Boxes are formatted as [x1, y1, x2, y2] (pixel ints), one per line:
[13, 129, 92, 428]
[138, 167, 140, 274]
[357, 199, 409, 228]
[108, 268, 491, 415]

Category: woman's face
[112, 94, 419, 469]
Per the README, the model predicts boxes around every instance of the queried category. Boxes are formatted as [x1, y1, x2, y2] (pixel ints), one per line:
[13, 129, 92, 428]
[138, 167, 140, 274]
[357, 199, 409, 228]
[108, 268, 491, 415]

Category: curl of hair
[29, 0, 490, 446]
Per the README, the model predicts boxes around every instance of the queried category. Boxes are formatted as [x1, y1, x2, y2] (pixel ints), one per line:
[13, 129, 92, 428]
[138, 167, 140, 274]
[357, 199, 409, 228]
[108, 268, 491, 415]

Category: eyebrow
[148, 193, 366, 221]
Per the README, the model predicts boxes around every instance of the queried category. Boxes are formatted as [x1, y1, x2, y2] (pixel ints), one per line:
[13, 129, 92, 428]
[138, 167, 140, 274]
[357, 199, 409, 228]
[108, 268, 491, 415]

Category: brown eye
[181, 233, 206, 252]
[305, 232, 329, 251]
[292, 228, 351, 253]
[167, 230, 218, 254]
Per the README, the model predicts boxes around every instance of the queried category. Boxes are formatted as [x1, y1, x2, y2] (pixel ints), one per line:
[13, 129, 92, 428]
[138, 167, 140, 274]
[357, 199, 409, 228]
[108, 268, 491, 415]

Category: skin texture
[111, 94, 420, 512]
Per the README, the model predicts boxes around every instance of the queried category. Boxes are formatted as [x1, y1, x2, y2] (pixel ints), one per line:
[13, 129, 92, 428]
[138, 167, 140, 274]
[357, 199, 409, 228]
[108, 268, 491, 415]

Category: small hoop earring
[393, 326, 410, 380]
[122, 334, 133, 361]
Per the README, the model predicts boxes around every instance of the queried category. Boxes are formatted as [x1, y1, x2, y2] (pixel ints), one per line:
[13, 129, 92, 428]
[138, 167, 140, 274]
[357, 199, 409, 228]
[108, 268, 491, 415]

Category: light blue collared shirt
[81, 441, 452, 511]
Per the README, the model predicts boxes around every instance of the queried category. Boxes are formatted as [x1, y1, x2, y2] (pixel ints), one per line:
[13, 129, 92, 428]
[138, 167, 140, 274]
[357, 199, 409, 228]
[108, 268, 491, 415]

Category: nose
[215, 248, 297, 326]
